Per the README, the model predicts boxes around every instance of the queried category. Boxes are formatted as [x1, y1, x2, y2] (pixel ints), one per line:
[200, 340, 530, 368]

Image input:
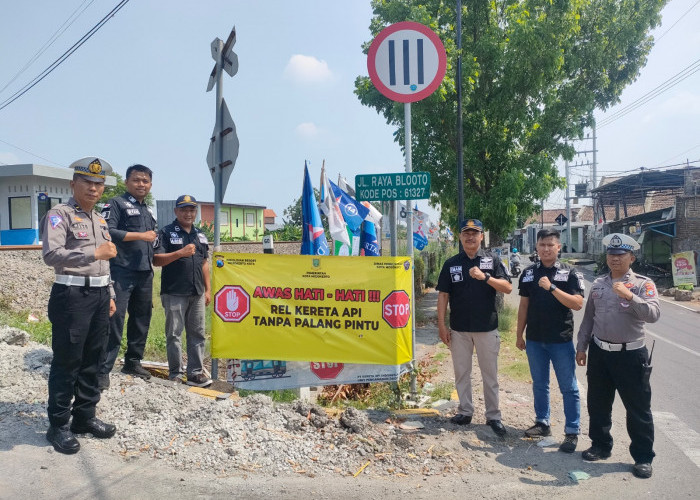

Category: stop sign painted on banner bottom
[310, 362, 344, 380]
[214, 285, 250, 323]
[382, 290, 411, 328]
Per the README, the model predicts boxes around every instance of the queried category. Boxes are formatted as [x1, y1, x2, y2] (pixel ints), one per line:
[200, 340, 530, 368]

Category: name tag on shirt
[126, 208, 140, 216]
[170, 237, 183, 245]
[553, 269, 570, 281]
[450, 265, 463, 283]
[522, 269, 534, 282]
[479, 257, 493, 270]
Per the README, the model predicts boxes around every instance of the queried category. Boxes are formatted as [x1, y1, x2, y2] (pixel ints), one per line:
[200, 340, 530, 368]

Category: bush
[414, 255, 425, 293]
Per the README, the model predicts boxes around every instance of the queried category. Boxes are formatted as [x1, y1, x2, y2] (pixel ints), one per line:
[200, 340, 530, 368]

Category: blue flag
[329, 180, 369, 232]
[360, 221, 380, 256]
[301, 164, 329, 256]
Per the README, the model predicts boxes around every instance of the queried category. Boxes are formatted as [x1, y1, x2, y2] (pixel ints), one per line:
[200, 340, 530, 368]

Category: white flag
[320, 164, 350, 247]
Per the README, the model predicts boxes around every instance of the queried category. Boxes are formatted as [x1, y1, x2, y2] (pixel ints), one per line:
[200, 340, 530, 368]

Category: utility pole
[565, 159, 571, 250]
[206, 27, 239, 379]
[456, 0, 464, 225]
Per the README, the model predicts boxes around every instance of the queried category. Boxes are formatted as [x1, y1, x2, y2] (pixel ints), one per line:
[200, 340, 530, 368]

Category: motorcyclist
[511, 248, 522, 276]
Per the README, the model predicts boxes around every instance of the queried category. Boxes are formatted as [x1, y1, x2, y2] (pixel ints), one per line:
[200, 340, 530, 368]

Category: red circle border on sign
[367, 21, 447, 104]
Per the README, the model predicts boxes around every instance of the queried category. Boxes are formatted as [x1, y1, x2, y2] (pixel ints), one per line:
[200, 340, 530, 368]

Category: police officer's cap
[460, 219, 484, 232]
[70, 157, 113, 183]
[603, 233, 640, 254]
[176, 195, 198, 208]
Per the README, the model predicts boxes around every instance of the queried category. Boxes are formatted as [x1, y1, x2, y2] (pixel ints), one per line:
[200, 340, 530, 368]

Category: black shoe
[46, 425, 80, 454]
[487, 419, 507, 437]
[559, 434, 578, 453]
[121, 361, 151, 380]
[97, 374, 110, 392]
[450, 414, 472, 425]
[186, 373, 212, 388]
[524, 422, 551, 437]
[582, 446, 612, 461]
[632, 462, 652, 478]
[70, 417, 116, 439]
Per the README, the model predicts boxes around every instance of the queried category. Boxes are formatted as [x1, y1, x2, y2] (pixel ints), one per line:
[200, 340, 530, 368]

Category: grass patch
[429, 381, 455, 402]
[238, 389, 299, 403]
[498, 304, 531, 382]
[0, 309, 52, 345]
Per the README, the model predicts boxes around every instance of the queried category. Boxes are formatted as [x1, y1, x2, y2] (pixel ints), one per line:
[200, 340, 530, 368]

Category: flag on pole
[301, 163, 329, 256]
[319, 163, 350, 248]
[334, 226, 361, 256]
[361, 221, 380, 256]
[329, 180, 369, 231]
[338, 174, 382, 226]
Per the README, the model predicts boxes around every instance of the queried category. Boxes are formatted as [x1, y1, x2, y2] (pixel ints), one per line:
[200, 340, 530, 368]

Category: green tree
[355, 0, 666, 238]
[100, 172, 154, 207]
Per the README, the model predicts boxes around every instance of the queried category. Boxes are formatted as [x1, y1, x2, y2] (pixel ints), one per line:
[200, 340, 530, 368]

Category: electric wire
[0, 0, 95, 97]
[0, 0, 130, 112]
[654, 0, 700, 43]
[0, 137, 65, 167]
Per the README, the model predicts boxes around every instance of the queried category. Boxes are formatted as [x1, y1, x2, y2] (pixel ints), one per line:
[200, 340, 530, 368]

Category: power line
[655, 0, 700, 43]
[0, 0, 96, 97]
[0, 0, 130, 112]
[597, 57, 700, 128]
[0, 137, 65, 167]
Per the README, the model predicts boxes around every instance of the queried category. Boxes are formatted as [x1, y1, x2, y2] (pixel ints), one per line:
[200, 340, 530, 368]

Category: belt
[593, 336, 645, 352]
[55, 274, 110, 287]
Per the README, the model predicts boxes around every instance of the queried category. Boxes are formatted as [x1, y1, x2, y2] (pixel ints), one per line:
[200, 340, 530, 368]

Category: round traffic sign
[367, 21, 447, 103]
[214, 285, 250, 323]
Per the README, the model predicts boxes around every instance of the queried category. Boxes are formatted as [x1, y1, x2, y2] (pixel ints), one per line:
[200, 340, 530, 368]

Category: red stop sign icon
[382, 290, 411, 328]
[214, 285, 250, 323]
[310, 362, 344, 380]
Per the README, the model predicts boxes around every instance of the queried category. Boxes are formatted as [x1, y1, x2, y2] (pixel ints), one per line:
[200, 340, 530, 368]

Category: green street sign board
[355, 172, 431, 201]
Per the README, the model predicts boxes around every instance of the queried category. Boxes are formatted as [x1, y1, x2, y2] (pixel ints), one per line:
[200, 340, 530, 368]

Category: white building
[0, 163, 116, 245]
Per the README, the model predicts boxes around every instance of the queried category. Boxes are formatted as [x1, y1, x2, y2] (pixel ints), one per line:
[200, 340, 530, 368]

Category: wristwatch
[549, 284, 557, 292]
[483, 272, 491, 283]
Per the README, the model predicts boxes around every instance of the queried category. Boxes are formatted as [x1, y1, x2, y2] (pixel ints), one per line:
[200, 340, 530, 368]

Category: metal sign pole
[211, 38, 224, 380]
[404, 102, 417, 399]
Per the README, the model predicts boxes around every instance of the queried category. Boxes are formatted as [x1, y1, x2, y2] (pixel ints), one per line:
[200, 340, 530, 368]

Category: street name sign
[355, 172, 431, 201]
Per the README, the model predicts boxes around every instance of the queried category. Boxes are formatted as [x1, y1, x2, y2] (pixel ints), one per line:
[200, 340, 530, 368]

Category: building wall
[674, 195, 700, 255]
[199, 203, 265, 241]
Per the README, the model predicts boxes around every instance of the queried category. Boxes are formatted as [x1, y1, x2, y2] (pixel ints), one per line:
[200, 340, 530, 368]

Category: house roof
[526, 208, 580, 225]
[263, 209, 277, 218]
[0, 163, 117, 186]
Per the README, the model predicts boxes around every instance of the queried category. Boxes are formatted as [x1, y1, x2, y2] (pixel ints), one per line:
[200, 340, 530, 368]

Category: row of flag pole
[301, 161, 436, 257]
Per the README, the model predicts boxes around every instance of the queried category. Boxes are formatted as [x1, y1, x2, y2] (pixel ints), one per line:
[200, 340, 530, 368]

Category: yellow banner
[211, 253, 413, 364]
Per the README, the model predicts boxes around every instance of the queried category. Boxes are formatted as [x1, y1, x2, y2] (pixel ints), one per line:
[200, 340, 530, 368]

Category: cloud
[295, 122, 321, 140]
[283, 55, 333, 84]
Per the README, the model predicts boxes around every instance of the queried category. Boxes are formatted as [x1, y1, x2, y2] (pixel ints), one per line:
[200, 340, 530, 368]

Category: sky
[0, 1, 698, 225]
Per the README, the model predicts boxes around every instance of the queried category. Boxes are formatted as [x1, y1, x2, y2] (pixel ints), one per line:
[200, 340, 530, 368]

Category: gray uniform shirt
[41, 197, 115, 297]
[577, 270, 660, 352]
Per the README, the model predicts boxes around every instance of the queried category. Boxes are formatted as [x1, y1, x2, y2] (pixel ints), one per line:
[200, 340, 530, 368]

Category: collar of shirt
[122, 192, 146, 206]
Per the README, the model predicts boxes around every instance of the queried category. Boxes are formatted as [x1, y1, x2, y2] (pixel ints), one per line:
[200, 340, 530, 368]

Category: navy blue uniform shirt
[436, 248, 510, 332]
[155, 220, 209, 296]
[101, 193, 156, 271]
[518, 261, 585, 343]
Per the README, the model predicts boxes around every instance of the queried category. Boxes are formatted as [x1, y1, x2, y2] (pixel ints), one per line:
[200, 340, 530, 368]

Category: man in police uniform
[436, 219, 512, 437]
[153, 195, 212, 387]
[516, 228, 584, 453]
[42, 156, 119, 454]
[98, 164, 157, 389]
[576, 233, 661, 478]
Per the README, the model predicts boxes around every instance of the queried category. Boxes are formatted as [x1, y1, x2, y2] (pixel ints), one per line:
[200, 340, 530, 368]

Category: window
[236, 219, 239, 228]
[9, 196, 31, 229]
[219, 210, 229, 226]
[246, 213, 255, 227]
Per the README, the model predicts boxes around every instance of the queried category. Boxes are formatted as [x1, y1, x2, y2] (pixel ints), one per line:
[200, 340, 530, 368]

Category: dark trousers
[47, 284, 110, 426]
[100, 267, 153, 374]
[586, 341, 655, 463]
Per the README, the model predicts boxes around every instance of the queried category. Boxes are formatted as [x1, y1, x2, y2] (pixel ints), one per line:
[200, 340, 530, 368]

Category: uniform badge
[575, 272, 585, 290]
[49, 214, 63, 228]
[522, 269, 534, 282]
[554, 269, 570, 281]
[644, 282, 656, 298]
[126, 208, 140, 216]
[479, 257, 493, 270]
[99, 218, 106, 224]
[170, 232, 179, 239]
[102, 211, 110, 220]
[74, 216, 83, 222]
[128, 196, 137, 203]
[76, 231, 88, 239]
[450, 265, 463, 283]
[170, 237, 183, 244]
[124, 202, 134, 208]
[198, 233, 208, 244]
[624, 282, 634, 288]
[174, 226, 181, 232]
